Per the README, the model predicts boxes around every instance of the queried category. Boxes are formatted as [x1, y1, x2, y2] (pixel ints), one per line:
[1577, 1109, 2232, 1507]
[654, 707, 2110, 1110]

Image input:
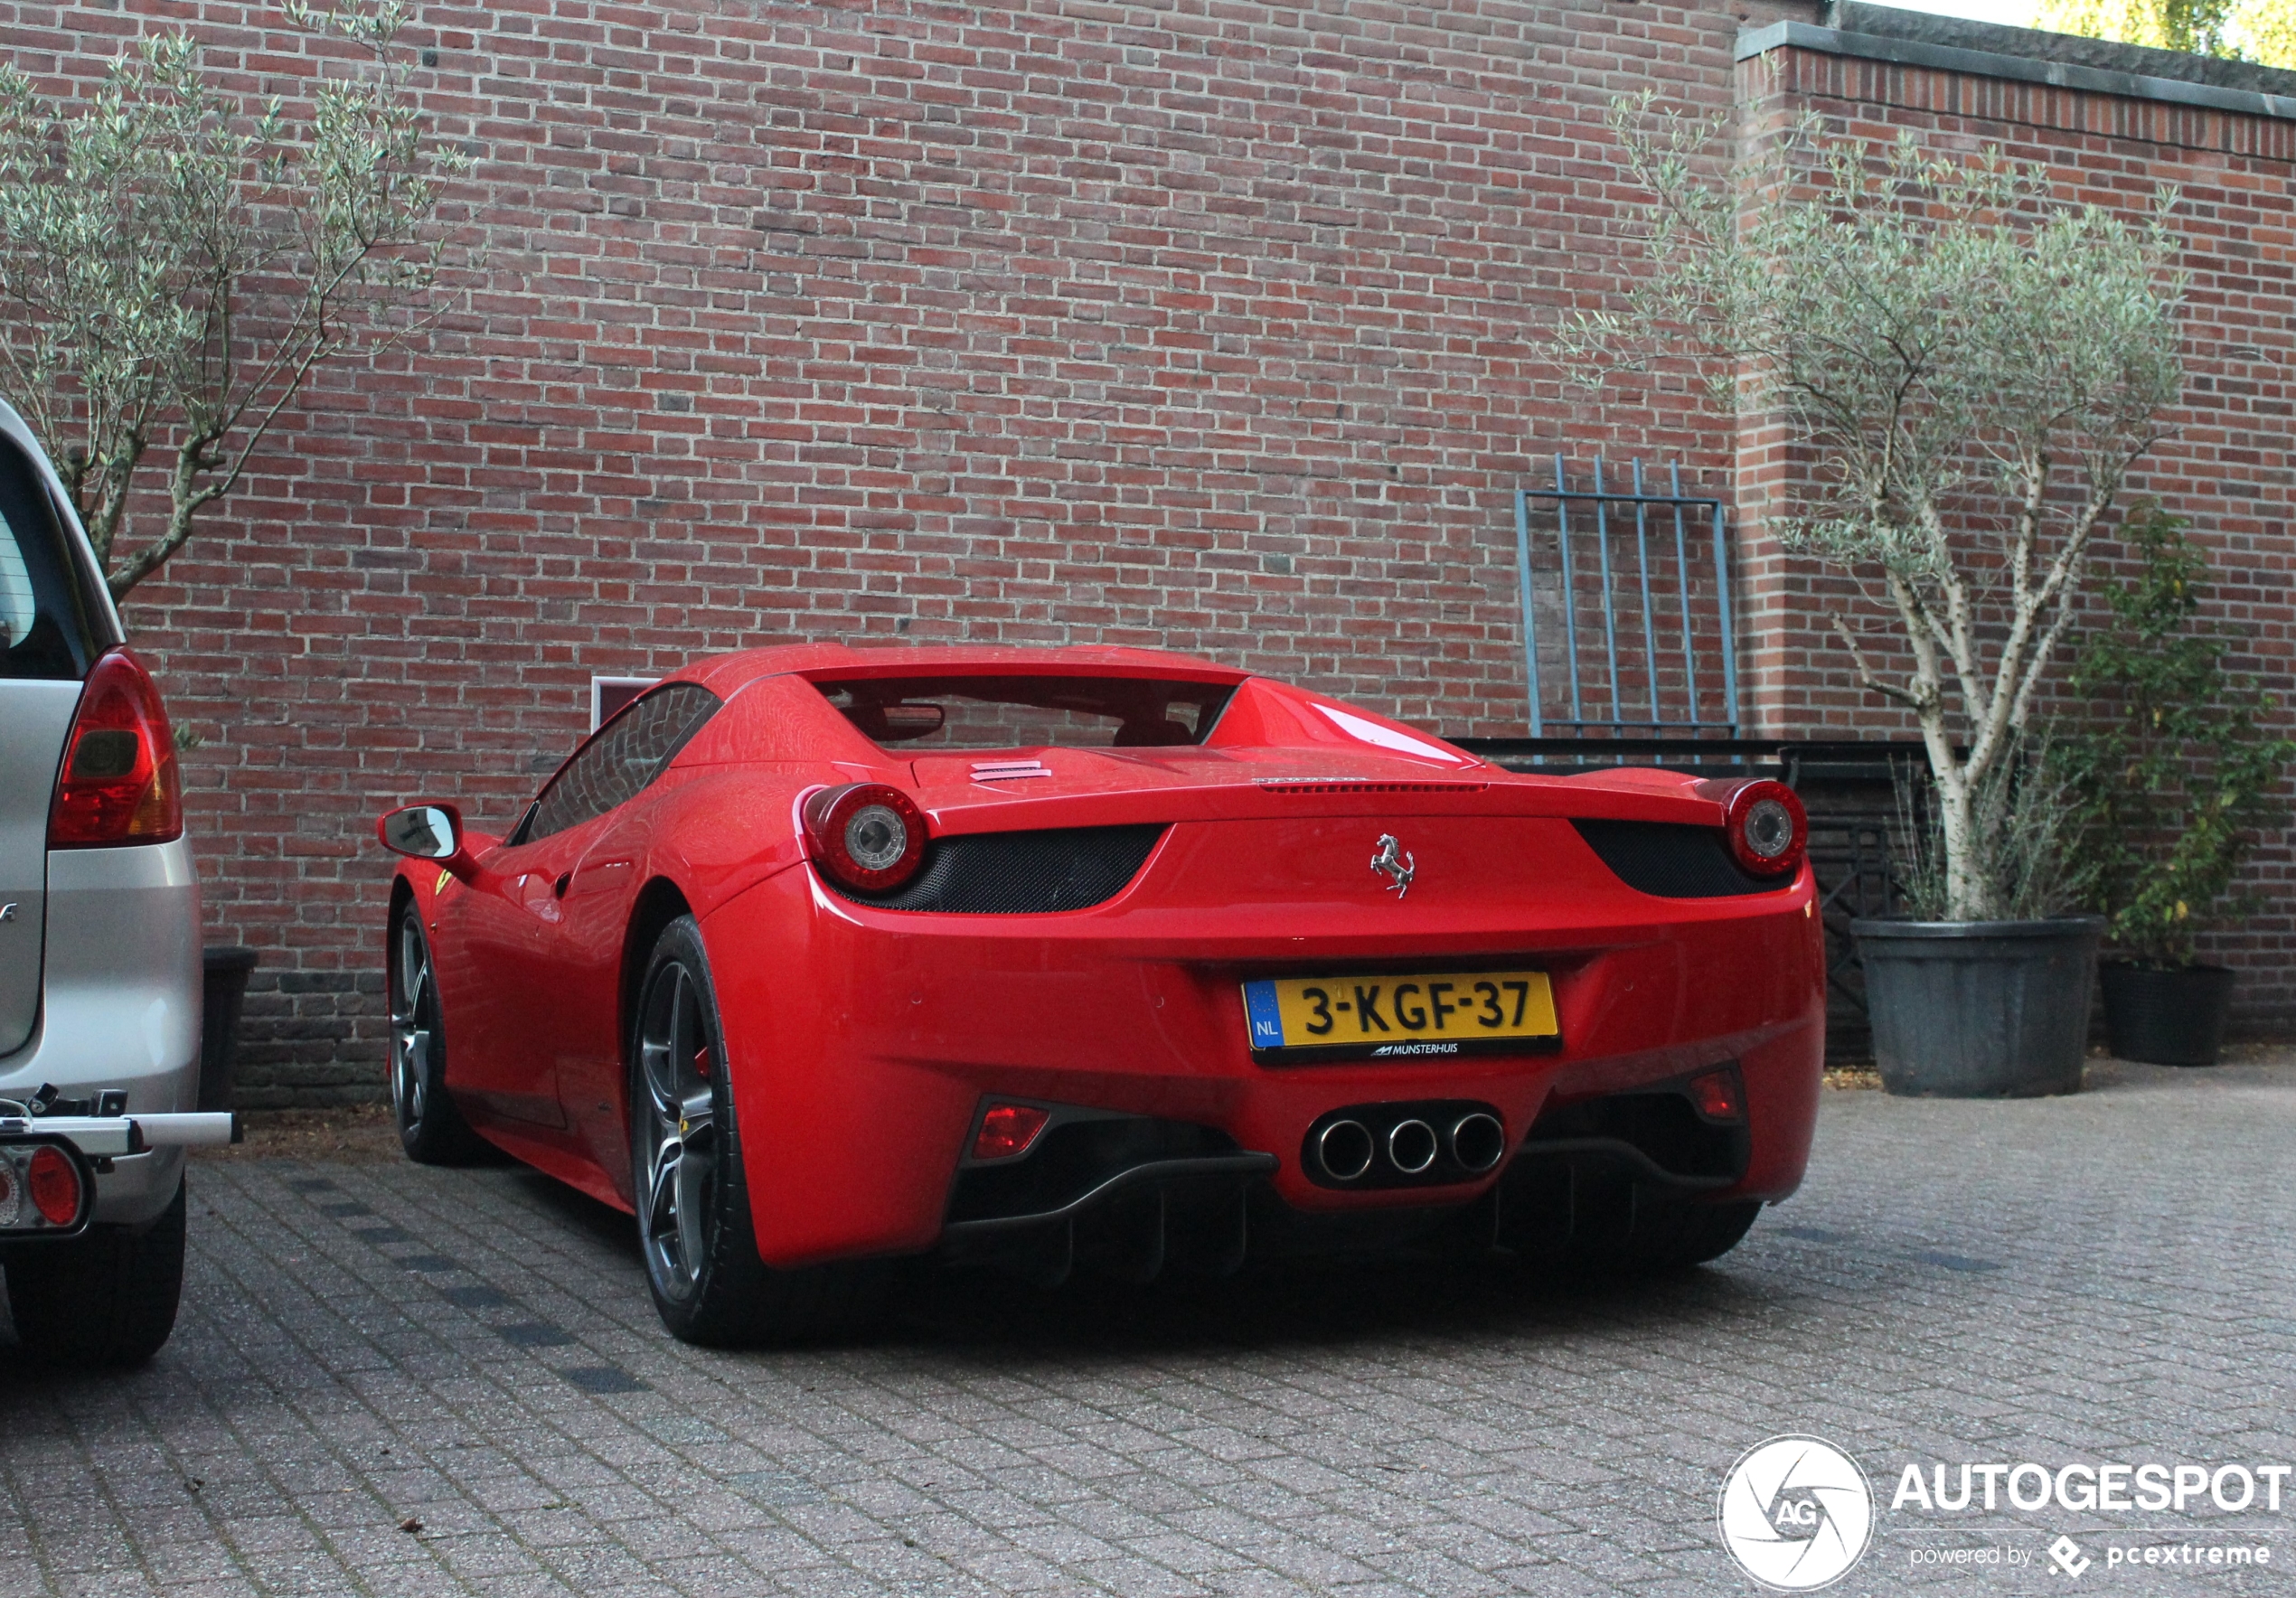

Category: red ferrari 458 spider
[376, 645, 1823, 1344]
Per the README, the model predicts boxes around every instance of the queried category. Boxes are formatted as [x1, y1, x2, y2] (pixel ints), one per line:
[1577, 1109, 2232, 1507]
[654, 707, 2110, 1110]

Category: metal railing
[1512, 456, 1740, 738]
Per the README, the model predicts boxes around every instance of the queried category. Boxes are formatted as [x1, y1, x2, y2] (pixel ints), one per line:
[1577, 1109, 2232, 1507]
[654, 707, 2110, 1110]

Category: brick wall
[1, 0, 2288, 1097]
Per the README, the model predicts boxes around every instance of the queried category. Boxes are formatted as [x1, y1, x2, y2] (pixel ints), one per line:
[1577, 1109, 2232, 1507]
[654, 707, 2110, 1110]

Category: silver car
[0, 398, 231, 1368]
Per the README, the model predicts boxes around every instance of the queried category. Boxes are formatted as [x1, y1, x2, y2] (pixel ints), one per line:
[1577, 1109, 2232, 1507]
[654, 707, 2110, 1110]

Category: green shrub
[2056, 505, 2294, 967]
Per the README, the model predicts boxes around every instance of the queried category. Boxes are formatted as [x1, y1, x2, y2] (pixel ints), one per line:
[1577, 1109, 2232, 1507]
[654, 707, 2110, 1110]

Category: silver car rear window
[0, 437, 111, 681]
[0, 517, 33, 648]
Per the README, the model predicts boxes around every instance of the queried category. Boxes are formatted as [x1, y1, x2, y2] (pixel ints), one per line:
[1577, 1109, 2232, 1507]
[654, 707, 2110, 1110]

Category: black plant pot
[199, 945, 260, 1114]
[1852, 917, 2102, 1097]
[2098, 961, 2235, 1067]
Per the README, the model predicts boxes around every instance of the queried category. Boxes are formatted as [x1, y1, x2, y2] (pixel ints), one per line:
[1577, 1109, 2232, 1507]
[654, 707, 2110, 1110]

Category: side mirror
[377, 804, 476, 879]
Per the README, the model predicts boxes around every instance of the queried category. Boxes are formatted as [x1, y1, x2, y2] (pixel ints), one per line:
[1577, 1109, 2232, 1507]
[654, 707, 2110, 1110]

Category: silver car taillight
[47, 647, 183, 849]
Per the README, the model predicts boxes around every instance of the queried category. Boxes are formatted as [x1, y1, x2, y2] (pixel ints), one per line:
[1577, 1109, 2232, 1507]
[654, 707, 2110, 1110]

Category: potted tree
[1868, 735, 2090, 1095]
[1560, 103, 2186, 1095]
[2056, 505, 2294, 1067]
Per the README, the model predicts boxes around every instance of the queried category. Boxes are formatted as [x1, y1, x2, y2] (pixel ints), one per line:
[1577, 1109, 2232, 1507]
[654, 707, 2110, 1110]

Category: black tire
[5, 1176, 187, 1368]
[629, 916, 886, 1347]
[389, 903, 488, 1165]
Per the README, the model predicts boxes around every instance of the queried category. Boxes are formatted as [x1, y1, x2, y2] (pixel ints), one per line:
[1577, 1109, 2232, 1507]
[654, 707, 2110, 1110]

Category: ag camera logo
[1719, 1435, 1875, 1590]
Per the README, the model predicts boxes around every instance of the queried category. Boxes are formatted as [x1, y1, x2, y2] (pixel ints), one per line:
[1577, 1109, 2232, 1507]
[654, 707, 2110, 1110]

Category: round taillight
[804, 783, 929, 892]
[1721, 779, 1807, 878]
[0, 1159, 19, 1227]
[26, 1145, 83, 1227]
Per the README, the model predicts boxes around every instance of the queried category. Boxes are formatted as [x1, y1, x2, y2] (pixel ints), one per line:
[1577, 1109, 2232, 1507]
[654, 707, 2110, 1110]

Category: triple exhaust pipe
[1307, 1102, 1507, 1188]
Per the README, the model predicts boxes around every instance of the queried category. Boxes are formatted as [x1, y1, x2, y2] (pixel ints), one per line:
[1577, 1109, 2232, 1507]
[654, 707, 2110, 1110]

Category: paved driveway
[4, 1059, 2291, 1598]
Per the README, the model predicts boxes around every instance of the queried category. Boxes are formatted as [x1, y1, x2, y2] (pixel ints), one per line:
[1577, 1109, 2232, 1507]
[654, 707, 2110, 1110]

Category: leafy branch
[0, 1, 463, 602]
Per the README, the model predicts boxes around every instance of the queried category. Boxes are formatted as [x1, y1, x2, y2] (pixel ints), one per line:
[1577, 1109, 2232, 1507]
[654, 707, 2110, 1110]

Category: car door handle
[553, 872, 571, 898]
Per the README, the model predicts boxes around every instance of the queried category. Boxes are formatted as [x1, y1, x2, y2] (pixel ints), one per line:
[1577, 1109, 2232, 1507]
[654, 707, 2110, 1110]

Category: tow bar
[0, 1113, 240, 1238]
[0, 1112, 241, 1157]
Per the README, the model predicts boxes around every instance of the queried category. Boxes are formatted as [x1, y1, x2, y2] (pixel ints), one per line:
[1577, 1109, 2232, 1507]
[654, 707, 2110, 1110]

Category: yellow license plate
[1242, 971, 1557, 1058]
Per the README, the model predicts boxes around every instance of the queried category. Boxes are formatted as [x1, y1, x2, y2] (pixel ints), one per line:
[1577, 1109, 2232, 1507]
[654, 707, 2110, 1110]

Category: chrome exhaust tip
[1316, 1119, 1375, 1182]
[1387, 1118, 1437, 1176]
[1450, 1112, 1505, 1174]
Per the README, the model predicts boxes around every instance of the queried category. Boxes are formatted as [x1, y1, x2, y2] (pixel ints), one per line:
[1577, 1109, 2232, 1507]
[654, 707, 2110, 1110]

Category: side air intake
[824, 824, 1167, 914]
[1572, 819, 1792, 899]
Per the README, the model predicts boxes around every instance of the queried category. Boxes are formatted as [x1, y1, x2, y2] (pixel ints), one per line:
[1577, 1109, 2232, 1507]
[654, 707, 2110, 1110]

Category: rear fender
[702, 869, 978, 1266]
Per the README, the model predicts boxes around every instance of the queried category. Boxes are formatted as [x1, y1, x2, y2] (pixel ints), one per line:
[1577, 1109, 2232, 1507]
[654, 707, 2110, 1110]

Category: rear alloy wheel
[389, 906, 486, 1165]
[5, 1177, 186, 1368]
[631, 916, 886, 1347]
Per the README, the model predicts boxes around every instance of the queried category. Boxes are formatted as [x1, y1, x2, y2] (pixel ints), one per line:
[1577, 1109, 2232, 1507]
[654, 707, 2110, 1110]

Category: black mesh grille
[826, 823, 1167, 914]
[1572, 819, 1789, 898]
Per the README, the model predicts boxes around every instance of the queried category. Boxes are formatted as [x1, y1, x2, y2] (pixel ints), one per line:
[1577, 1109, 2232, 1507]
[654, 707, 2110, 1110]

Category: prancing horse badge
[1369, 834, 1415, 898]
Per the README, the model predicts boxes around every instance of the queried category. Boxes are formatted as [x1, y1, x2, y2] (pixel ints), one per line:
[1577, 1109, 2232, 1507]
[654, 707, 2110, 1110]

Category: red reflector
[1689, 1069, 1746, 1123]
[973, 1104, 1049, 1161]
[26, 1146, 82, 1227]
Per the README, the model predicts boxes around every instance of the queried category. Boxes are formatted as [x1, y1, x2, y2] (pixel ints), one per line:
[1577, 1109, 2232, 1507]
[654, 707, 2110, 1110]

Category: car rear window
[0, 437, 111, 681]
[813, 674, 1237, 750]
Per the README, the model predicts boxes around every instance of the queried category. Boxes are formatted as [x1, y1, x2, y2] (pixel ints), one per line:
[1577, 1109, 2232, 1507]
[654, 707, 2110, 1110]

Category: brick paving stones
[4, 1058, 2291, 1596]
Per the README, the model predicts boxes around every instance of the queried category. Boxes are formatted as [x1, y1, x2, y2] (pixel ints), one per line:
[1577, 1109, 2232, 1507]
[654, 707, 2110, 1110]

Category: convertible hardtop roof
[655, 642, 1727, 814]
[682, 643, 1250, 696]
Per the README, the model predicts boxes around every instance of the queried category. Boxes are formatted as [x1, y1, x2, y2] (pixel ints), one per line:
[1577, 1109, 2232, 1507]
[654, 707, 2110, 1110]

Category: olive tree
[0, 1, 458, 601]
[1559, 99, 2186, 920]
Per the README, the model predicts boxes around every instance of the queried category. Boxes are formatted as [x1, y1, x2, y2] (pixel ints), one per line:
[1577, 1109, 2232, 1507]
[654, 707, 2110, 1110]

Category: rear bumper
[931, 1072, 1763, 1282]
[0, 838, 202, 1226]
[0, 1114, 235, 1244]
[703, 833, 1825, 1269]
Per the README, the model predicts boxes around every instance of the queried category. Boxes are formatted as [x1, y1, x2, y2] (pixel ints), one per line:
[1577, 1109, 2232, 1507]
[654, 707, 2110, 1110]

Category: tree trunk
[1937, 775, 1985, 921]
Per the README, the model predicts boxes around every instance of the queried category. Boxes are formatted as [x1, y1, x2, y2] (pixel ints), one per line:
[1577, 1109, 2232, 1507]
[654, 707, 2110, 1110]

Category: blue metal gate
[1512, 456, 1740, 738]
